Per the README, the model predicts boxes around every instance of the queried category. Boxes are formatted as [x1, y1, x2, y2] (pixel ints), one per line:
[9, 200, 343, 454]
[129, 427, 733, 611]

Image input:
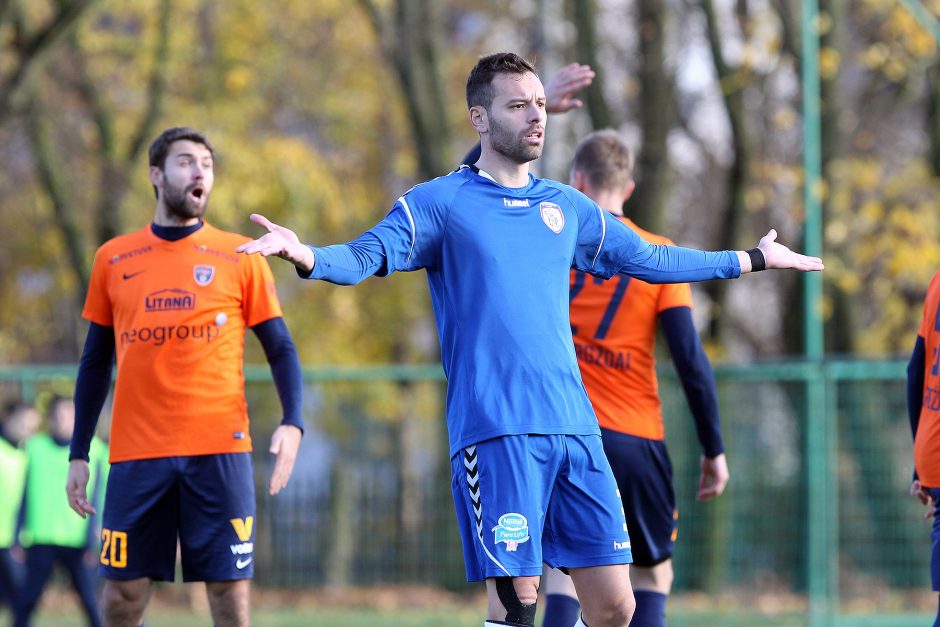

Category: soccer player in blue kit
[237, 53, 823, 627]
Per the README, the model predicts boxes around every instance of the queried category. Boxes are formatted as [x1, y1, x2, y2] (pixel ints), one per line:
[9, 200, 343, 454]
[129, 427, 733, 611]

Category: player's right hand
[66, 460, 97, 519]
[544, 63, 595, 114]
[236, 213, 316, 273]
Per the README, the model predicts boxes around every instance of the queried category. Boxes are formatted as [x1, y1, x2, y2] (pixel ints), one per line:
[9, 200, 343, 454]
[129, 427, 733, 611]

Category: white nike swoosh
[235, 557, 252, 569]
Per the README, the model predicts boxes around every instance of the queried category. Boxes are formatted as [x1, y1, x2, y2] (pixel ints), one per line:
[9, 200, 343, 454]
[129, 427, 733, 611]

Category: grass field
[1, 585, 934, 626]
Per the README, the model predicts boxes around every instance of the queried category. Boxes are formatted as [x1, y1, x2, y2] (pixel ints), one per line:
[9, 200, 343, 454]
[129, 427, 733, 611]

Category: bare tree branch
[0, 0, 99, 121]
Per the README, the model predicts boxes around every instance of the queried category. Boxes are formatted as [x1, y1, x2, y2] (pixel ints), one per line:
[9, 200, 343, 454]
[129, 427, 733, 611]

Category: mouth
[524, 128, 544, 143]
[188, 185, 206, 202]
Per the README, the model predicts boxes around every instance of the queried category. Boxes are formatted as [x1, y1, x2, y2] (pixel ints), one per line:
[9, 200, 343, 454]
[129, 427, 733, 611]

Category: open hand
[545, 63, 595, 114]
[236, 214, 314, 273]
[757, 229, 824, 272]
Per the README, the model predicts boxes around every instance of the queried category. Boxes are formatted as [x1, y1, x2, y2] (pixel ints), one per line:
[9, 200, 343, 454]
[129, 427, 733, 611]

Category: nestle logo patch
[145, 289, 196, 312]
[539, 202, 565, 234]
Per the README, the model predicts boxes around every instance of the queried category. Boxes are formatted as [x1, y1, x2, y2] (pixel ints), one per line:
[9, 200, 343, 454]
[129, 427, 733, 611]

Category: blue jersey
[308, 166, 740, 456]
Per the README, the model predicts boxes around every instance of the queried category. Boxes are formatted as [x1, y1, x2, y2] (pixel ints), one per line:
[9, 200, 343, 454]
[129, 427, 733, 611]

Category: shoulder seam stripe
[399, 196, 417, 263]
[592, 204, 606, 268]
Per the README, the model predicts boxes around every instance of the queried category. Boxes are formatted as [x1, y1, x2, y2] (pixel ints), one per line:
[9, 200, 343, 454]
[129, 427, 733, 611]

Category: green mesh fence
[1, 359, 935, 623]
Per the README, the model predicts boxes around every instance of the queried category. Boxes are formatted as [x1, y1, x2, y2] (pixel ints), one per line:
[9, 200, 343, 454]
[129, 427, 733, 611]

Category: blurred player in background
[65, 127, 304, 627]
[237, 53, 822, 627]
[541, 130, 728, 627]
[907, 268, 940, 627]
[15, 395, 107, 627]
[0, 401, 38, 615]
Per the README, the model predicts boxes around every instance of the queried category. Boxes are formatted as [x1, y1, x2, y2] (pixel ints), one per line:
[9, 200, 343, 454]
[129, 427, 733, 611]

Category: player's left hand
[66, 460, 97, 518]
[911, 479, 937, 518]
[696, 453, 729, 501]
[268, 424, 302, 496]
[756, 229, 824, 272]
[544, 63, 595, 114]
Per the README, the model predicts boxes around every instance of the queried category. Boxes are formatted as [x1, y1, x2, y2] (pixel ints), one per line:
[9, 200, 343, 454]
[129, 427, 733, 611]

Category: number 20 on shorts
[100, 528, 128, 568]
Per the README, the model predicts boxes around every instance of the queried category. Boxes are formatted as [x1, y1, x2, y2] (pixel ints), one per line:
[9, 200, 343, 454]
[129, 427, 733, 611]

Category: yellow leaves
[825, 158, 940, 353]
[225, 66, 254, 94]
[818, 47, 841, 80]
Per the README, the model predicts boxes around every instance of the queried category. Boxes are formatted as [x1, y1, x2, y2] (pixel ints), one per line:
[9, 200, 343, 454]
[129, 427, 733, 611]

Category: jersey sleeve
[655, 239, 695, 312]
[82, 247, 114, 326]
[242, 253, 283, 327]
[368, 183, 447, 275]
[918, 271, 940, 338]
[573, 200, 741, 283]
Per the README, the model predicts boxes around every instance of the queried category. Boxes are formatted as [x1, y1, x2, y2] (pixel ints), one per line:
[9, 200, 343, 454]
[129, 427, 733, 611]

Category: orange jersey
[568, 218, 693, 440]
[915, 269, 940, 486]
[83, 223, 283, 463]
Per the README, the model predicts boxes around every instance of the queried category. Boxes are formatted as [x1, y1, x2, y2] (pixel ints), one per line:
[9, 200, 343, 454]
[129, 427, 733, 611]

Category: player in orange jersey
[64, 127, 304, 627]
[908, 269, 940, 627]
[541, 130, 729, 627]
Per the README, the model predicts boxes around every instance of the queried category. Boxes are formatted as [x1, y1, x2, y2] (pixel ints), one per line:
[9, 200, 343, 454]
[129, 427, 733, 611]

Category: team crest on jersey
[492, 513, 529, 552]
[193, 265, 215, 286]
[540, 202, 565, 234]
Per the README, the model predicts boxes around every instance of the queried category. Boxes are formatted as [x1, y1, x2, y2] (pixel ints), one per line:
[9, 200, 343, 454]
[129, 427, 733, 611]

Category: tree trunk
[625, 0, 673, 234]
[570, 0, 613, 129]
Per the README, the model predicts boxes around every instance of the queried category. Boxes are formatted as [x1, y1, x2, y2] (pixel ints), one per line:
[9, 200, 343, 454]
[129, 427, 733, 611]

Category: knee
[585, 592, 635, 627]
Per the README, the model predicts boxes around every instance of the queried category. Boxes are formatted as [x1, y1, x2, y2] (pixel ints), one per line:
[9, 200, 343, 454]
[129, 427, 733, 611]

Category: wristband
[746, 248, 766, 272]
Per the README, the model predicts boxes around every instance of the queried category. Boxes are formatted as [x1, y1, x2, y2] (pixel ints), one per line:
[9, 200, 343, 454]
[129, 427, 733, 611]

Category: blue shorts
[451, 434, 632, 582]
[99, 453, 256, 582]
[601, 428, 676, 567]
[929, 487, 940, 591]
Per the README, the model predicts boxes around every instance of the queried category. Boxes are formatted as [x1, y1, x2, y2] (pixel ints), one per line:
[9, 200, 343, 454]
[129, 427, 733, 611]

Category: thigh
[543, 434, 632, 570]
[178, 453, 256, 582]
[601, 429, 676, 567]
[100, 458, 180, 581]
[451, 435, 563, 582]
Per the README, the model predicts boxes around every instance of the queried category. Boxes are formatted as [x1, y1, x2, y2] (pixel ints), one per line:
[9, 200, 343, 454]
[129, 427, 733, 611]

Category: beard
[489, 116, 543, 164]
[163, 180, 208, 221]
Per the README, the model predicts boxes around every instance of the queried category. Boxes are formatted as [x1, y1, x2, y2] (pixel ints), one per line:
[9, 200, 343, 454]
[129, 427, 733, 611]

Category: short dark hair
[2, 400, 31, 423]
[570, 130, 635, 193]
[466, 52, 538, 111]
[148, 127, 214, 169]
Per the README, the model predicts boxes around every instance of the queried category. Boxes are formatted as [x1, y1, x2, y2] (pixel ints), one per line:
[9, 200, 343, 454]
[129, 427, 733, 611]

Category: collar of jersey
[466, 164, 534, 193]
[150, 219, 205, 242]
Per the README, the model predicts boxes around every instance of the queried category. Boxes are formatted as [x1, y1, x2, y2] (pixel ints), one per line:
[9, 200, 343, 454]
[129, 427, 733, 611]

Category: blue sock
[541, 593, 581, 627]
[631, 590, 667, 627]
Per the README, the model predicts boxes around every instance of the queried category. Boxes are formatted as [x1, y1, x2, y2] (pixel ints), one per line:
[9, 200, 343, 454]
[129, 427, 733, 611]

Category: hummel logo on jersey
[235, 557, 253, 570]
[122, 270, 145, 280]
[503, 198, 529, 207]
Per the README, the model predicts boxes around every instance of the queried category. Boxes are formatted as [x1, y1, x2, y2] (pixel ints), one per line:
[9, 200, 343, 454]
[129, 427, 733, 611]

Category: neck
[475, 148, 532, 188]
[590, 189, 626, 217]
[154, 203, 200, 227]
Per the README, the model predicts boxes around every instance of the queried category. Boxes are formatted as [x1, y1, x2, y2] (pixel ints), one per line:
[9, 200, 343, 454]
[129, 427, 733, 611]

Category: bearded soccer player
[908, 269, 940, 627]
[65, 127, 303, 627]
[236, 53, 823, 627]
[539, 130, 728, 627]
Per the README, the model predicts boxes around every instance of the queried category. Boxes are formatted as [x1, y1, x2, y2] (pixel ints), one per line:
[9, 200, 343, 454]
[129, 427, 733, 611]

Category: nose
[528, 102, 545, 124]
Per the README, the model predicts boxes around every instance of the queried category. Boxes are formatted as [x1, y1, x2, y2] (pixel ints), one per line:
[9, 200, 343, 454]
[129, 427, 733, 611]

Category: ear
[469, 105, 488, 134]
[149, 166, 163, 190]
[623, 180, 636, 202]
[570, 170, 586, 192]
